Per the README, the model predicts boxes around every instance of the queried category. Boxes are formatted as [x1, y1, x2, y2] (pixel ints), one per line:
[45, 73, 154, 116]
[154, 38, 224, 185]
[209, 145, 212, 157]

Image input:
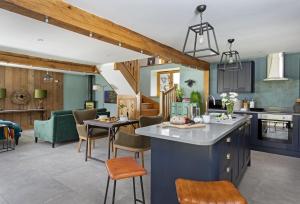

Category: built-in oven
[257, 113, 293, 144]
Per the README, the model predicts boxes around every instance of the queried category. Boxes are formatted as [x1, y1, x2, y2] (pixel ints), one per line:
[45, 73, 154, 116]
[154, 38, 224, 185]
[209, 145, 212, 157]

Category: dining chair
[113, 115, 163, 167]
[73, 109, 108, 156]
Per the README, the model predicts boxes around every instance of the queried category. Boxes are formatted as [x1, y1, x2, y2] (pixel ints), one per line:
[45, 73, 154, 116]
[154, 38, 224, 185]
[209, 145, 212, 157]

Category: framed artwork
[147, 57, 156, 66]
[104, 91, 117, 104]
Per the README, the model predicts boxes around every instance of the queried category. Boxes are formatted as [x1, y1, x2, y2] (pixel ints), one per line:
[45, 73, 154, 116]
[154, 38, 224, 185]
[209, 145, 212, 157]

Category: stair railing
[160, 85, 177, 121]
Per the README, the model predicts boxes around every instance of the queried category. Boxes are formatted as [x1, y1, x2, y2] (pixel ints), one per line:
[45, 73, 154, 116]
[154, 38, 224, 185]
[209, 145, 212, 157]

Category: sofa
[34, 109, 110, 148]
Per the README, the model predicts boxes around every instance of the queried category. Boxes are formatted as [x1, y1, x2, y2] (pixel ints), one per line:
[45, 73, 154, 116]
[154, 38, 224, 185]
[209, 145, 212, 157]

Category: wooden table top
[83, 119, 139, 128]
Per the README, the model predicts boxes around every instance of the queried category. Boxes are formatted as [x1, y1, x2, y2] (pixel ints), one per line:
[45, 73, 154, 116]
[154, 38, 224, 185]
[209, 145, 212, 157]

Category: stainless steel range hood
[264, 52, 288, 81]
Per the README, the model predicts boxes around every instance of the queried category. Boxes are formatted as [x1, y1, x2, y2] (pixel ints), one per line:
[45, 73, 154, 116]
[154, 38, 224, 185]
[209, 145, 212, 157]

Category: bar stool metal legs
[104, 176, 145, 204]
[104, 176, 110, 204]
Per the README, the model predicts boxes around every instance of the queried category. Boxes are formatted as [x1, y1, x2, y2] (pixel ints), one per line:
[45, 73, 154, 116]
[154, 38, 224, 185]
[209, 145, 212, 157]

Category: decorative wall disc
[10, 89, 31, 105]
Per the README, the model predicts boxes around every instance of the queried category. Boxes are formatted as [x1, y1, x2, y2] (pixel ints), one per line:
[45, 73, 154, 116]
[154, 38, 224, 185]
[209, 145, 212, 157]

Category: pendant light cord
[199, 13, 203, 35]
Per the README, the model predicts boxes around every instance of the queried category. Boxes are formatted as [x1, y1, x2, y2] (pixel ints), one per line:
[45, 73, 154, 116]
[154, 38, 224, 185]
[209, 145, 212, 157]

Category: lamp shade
[0, 88, 6, 99]
[34, 89, 47, 99]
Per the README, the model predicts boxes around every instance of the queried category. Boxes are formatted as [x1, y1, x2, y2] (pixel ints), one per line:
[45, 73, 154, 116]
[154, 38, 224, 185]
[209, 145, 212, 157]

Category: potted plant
[190, 91, 203, 114]
[119, 104, 128, 121]
[176, 87, 184, 102]
[220, 92, 238, 117]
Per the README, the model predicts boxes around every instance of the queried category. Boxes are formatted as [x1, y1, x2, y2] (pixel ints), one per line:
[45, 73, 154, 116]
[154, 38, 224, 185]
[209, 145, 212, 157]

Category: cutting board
[159, 122, 206, 129]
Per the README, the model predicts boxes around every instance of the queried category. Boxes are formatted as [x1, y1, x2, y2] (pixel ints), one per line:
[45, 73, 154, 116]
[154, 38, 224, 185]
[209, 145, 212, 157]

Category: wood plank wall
[0, 66, 64, 129]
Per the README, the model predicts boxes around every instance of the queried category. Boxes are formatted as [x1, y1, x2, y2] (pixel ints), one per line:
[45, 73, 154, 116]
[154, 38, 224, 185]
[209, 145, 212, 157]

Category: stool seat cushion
[106, 157, 147, 180]
[176, 179, 247, 204]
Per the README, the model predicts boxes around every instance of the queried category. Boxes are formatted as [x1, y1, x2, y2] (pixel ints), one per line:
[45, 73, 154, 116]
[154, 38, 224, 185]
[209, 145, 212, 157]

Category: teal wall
[63, 74, 117, 116]
[180, 67, 204, 98]
[63, 74, 88, 110]
[210, 53, 300, 108]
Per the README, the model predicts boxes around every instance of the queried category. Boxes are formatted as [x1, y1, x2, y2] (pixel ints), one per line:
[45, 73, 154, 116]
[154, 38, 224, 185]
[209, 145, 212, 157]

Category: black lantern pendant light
[182, 4, 219, 58]
[219, 39, 242, 71]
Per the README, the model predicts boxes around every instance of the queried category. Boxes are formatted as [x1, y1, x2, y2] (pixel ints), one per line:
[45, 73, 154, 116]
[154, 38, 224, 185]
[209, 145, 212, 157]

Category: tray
[159, 122, 205, 129]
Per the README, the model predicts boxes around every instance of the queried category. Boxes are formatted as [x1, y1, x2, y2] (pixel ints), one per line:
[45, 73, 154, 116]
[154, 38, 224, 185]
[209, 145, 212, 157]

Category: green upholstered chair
[73, 109, 108, 156]
[34, 109, 110, 148]
[114, 115, 163, 167]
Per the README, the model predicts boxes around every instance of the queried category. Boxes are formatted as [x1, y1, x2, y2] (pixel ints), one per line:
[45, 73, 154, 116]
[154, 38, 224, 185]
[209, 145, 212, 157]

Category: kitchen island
[136, 115, 251, 204]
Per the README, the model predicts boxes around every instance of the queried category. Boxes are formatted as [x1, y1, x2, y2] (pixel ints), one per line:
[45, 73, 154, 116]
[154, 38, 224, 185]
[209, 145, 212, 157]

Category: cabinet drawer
[219, 165, 232, 182]
[219, 150, 233, 171]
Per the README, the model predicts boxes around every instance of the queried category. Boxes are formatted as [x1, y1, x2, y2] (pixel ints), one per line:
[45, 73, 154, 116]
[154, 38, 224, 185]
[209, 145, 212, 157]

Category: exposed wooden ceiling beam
[0, 0, 210, 70]
[0, 51, 98, 74]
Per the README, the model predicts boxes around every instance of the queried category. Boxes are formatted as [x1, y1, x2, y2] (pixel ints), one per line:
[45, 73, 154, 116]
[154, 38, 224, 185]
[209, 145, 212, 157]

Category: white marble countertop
[135, 115, 250, 146]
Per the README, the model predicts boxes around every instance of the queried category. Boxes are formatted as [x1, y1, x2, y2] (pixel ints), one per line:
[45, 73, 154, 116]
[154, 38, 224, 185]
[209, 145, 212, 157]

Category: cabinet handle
[226, 153, 231, 160]
[226, 137, 231, 143]
[226, 167, 231, 173]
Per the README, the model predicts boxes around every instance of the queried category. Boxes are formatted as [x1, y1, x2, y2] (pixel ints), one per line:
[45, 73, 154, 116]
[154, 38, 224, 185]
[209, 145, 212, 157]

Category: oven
[257, 113, 293, 144]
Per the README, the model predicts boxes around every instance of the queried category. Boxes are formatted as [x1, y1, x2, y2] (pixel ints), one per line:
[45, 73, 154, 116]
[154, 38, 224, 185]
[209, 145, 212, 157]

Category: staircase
[115, 60, 140, 94]
[141, 95, 160, 116]
[160, 86, 177, 121]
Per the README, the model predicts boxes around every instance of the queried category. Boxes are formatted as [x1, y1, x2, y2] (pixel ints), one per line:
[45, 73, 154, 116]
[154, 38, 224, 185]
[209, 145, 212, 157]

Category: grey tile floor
[0, 130, 300, 204]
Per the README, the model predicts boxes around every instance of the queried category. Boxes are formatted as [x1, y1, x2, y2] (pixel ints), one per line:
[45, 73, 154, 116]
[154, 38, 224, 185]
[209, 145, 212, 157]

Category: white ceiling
[66, 0, 300, 62]
[0, 10, 148, 65]
[0, 0, 299, 65]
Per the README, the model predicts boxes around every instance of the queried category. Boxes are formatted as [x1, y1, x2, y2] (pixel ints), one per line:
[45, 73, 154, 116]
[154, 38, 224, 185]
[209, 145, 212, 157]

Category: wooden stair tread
[141, 109, 159, 112]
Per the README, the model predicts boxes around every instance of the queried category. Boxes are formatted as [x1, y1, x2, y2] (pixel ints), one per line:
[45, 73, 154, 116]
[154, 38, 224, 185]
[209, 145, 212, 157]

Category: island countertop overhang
[135, 115, 251, 146]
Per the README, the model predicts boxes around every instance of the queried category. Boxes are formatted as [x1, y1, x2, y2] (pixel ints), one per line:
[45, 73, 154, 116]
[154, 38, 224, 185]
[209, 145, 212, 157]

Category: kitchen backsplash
[210, 52, 300, 108]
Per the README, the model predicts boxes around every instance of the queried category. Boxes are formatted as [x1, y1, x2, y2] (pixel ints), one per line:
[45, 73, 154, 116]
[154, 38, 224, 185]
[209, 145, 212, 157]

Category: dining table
[83, 119, 139, 162]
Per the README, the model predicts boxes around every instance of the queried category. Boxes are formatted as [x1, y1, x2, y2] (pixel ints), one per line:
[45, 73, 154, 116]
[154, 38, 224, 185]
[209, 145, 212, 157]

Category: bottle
[250, 99, 255, 109]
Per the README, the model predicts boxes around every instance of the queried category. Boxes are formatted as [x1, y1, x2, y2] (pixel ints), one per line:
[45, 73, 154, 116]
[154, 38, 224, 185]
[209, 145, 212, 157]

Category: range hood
[264, 52, 288, 81]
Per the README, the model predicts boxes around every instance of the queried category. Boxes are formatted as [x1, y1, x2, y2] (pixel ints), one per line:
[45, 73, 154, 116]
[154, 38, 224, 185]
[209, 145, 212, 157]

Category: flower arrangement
[220, 92, 238, 116]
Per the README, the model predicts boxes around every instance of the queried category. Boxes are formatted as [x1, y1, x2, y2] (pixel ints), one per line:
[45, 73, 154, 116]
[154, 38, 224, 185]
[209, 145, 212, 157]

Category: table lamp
[34, 89, 47, 109]
[0, 88, 6, 110]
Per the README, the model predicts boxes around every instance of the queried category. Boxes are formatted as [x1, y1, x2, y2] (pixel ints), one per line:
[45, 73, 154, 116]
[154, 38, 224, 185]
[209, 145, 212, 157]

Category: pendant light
[182, 4, 219, 58]
[218, 39, 242, 71]
[43, 70, 54, 82]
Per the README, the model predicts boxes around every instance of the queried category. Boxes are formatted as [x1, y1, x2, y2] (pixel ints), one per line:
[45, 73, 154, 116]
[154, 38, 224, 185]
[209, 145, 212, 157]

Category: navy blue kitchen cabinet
[217, 121, 251, 186]
[217, 61, 255, 93]
[150, 120, 251, 204]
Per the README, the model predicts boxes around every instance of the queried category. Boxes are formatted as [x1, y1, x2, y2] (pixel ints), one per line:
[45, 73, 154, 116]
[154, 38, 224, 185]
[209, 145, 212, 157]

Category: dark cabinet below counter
[217, 61, 255, 93]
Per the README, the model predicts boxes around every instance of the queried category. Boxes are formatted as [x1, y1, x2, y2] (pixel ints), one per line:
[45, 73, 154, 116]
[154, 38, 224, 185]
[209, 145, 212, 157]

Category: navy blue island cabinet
[137, 118, 251, 204]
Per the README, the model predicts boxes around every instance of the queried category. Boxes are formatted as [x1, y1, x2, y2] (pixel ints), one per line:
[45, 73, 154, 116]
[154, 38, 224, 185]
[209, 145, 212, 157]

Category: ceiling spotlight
[89, 32, 93, 37]
[45, 16, 49, 23]
[140, 50, 144, 54]
[118, 42, 122, 47]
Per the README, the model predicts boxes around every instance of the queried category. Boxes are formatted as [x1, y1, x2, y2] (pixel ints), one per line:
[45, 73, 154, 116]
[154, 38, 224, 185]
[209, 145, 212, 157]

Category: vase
[226, 103, 234, 116]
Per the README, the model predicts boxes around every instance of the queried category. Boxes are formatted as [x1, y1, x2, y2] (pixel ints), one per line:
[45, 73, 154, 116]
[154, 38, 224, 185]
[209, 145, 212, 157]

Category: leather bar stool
[175, 179, 248, 204]
[104, 157, 147, 204]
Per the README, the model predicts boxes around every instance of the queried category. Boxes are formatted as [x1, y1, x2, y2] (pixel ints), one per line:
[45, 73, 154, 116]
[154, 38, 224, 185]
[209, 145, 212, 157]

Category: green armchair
[34, 109, 110, 148]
